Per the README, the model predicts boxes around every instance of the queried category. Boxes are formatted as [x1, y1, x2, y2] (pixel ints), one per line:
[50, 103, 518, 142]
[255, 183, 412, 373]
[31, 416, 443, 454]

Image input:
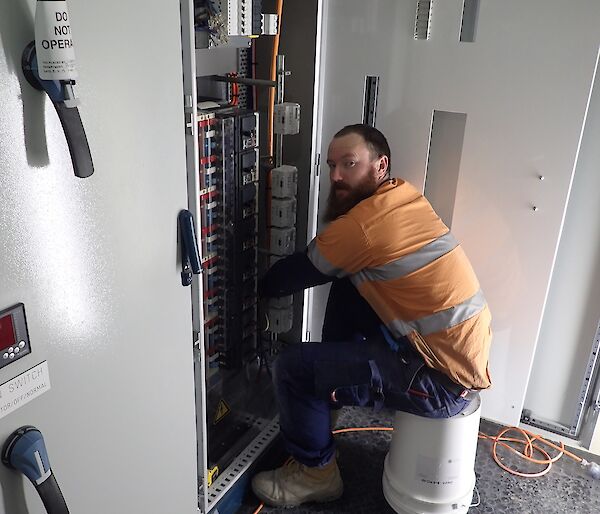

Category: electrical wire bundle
[227, 72, 240, 106]
[194, 0, 228, 46]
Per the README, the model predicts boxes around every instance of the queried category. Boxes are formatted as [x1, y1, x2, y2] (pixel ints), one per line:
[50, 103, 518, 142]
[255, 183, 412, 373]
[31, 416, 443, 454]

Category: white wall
[313, 0, 600, 426]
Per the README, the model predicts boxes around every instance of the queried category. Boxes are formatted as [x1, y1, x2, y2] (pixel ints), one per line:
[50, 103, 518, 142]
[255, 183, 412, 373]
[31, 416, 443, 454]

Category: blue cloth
[273, 330, 470, 467]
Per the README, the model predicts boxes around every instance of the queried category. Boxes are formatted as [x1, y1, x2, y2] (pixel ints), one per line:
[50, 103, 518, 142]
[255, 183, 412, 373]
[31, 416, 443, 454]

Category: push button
[19, 341, 26, 349]
[14, 347, 20, 354]
[9, 353, 15, 359]
[2, 353, 8, 360]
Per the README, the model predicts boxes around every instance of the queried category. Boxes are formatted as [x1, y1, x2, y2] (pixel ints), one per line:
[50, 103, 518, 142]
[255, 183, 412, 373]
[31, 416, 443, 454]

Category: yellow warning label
[213, 399, 231, 424]
[207, 466, 219, 486]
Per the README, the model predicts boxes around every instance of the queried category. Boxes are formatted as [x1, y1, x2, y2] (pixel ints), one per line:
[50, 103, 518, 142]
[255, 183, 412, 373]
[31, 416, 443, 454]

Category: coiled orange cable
[478, 425, 582, 478]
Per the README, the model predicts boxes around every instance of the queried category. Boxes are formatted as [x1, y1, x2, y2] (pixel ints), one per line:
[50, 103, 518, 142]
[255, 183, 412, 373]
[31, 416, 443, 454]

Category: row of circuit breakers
[197, 109, 260, 376]
[196, 108, 299, 380]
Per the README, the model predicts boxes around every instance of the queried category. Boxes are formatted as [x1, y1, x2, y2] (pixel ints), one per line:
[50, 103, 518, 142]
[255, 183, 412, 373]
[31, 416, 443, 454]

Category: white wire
[470, 485, 481, 507]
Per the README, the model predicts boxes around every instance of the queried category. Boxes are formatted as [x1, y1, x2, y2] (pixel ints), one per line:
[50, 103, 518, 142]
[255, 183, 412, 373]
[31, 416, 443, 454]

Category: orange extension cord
[267, 0, 284, 157]
[251, 424, 584, 513]
[264, 0, 284, 246]
[478, 425, 582, 478]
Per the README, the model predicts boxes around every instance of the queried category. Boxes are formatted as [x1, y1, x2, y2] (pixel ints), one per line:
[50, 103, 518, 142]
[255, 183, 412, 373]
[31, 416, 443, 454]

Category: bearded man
[252, 124, 492, 508]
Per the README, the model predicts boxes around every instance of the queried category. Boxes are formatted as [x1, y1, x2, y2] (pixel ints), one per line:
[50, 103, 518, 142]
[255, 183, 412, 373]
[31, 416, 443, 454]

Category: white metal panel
[303, 0, 329, 341]
[0, 1, 198, 513]
[524, 50, 600, 429]
[308, 0, 416, 341]
[313, 0, 600, 425]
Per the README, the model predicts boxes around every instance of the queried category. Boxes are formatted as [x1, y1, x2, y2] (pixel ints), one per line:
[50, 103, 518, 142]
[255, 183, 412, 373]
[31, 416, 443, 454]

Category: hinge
[315, 152, 320, 177]
[185, 112, 196, 136]
[193, 331, 203, 351]
[305, 330, 311, 342]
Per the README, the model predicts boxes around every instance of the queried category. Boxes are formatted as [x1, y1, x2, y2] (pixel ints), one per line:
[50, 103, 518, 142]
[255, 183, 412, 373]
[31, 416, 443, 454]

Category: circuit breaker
[197, 109, 260, 371]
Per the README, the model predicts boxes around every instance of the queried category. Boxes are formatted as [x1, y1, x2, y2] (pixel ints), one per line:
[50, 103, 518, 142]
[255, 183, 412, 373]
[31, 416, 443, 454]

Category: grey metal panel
[0, 1, 198, 513]
[524, 47, 600, 442]
[423, 110, 467, 229]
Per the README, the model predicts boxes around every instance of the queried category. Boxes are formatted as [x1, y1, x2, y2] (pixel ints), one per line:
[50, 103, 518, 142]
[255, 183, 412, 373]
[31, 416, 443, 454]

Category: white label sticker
[35, 1, 78, 80]
[416, 454, 460, 486]
[0, 362, 51, 419]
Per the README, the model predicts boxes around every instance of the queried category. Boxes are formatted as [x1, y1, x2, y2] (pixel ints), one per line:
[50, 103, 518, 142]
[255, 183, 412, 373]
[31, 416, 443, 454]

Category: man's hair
[334, 124, 391, 173]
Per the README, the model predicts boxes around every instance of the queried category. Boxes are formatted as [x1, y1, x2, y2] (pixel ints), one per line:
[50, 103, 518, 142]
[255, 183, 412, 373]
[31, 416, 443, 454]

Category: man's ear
[377, 155, 389, 179]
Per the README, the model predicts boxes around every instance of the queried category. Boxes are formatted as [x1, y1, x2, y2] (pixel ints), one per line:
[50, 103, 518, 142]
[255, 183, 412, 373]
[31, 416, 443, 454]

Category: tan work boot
[251, 458, 343, 507]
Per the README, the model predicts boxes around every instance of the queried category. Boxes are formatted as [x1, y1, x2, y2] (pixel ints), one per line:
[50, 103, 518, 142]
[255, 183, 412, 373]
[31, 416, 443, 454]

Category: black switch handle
[54, 102, 94, 179]
[21, 41, 94, 179]
[2, 426, 69, 514]
[179, 209, 202, 286]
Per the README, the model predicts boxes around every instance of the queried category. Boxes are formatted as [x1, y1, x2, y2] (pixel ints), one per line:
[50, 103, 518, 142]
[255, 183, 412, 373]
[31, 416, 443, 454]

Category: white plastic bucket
[382, 395, 481, 514]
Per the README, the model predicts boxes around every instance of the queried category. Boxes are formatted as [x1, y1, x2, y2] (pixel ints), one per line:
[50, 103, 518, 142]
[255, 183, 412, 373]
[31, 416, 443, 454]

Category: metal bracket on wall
[414, 0, 433, 41]
[362, 75, 379, 128]
[520, 410, 577, 439]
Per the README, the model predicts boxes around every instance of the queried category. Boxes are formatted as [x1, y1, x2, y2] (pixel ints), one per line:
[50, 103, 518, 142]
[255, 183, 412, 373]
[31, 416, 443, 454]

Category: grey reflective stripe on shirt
[352, 231, 459, 287]
[388, 289, 487, 337]
[307, 239, 346, 277]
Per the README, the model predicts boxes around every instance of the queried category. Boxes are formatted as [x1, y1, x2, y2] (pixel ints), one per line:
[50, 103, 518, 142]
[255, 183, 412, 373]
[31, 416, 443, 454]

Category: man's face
[324, 133, 387, 222]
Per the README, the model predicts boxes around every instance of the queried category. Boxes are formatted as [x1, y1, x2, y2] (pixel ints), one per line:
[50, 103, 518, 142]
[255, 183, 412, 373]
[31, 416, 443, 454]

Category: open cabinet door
[310, 0, 600, 427]
[0, 1, 198, 513]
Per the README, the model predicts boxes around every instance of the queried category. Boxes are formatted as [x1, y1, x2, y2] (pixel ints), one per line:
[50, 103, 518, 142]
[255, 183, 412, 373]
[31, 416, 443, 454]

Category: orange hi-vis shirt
[308, 179, 492, 390]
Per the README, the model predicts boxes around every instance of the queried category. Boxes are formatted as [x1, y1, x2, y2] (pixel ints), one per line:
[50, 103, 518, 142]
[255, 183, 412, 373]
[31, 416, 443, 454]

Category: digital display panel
[0, 314, 16, 351]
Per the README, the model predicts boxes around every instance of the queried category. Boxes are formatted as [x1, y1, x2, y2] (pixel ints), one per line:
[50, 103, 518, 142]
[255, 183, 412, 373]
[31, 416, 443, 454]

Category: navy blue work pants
[273, 279, 470, 467]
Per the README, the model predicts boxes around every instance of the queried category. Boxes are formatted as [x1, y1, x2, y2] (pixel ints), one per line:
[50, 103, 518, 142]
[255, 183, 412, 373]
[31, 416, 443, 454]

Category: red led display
[0, 314, 16, 351]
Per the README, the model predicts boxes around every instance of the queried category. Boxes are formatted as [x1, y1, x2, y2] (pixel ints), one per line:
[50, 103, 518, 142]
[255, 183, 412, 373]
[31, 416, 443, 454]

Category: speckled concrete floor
[238, 407, 600, 514]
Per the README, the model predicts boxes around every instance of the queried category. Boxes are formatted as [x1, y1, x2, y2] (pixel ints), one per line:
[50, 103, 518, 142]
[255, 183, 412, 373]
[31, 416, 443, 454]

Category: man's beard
[324, 173, 379, 222]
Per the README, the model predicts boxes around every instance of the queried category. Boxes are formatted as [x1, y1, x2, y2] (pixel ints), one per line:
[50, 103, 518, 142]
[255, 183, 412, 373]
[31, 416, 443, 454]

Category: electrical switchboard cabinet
[5, 2, 600, 514]
[181, 2, 290, 510]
